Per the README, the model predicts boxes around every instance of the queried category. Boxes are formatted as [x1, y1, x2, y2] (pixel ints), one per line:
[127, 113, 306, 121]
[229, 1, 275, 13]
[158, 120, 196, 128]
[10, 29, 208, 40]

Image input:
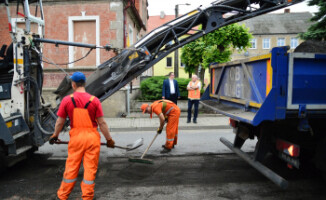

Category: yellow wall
[153, 49, 211, 86]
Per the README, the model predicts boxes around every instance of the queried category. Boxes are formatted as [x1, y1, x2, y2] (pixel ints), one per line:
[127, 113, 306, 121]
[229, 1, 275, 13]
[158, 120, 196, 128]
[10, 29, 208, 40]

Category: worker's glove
[107, 139, 115, 148]
[157, 128, 163, 134]
[49, 134, 58, 145]
[164, 117, 168, 123]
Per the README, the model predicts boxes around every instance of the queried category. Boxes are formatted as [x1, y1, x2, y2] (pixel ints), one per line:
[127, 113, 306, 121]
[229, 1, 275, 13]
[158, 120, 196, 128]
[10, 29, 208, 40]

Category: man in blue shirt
[162, 72, 180, 105]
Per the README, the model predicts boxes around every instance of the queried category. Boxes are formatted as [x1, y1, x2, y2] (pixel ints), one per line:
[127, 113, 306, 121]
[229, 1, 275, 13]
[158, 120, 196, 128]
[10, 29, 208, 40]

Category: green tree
[181, 39, 205, 78]
[299, 0, 326, 41]
[181, 23, 252, 81]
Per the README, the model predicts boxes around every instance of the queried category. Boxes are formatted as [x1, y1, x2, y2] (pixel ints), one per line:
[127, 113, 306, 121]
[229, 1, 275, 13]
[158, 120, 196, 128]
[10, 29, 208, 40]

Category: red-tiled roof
[147, 15, 175, 32]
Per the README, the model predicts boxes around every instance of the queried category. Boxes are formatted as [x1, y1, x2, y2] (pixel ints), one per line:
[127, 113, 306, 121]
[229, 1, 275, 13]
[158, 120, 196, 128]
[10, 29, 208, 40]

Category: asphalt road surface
[0, 130, 325, 200]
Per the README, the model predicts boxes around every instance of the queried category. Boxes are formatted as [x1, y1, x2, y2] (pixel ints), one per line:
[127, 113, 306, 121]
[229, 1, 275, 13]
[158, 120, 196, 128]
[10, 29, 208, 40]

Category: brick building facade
[0, 0, 148, 88]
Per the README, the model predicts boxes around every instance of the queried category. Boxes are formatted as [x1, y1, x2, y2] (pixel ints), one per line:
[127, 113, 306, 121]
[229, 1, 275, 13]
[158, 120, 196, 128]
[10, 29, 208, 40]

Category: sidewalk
[105, 113, 230, 132]
[40, 129, 257, 158]
[38, 114, 255, 158]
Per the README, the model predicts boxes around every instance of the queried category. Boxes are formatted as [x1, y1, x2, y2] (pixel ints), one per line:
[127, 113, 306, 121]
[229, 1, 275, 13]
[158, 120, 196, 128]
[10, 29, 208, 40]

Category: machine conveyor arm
[78, 0, 303, 103]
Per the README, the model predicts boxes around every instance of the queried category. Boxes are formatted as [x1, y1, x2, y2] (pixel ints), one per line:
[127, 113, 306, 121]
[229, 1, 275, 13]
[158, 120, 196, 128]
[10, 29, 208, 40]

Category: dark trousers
[167, 94, 178, 105]
[187, 99, 199, 122]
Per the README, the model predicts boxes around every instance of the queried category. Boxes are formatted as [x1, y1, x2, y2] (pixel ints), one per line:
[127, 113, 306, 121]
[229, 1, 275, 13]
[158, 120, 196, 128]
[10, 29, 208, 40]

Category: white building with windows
[232, 10, 313, 60]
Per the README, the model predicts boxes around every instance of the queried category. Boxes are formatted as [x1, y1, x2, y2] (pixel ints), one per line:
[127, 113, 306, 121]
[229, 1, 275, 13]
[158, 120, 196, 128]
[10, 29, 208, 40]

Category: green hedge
[140, 76, 191, 100]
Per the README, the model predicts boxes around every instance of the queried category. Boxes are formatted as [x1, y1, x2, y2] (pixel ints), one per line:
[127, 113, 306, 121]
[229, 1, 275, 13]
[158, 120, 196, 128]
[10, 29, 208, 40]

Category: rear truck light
[229, 118, 238, 128]
[276, 139, 300, 157]
[276, 139, 300, 169]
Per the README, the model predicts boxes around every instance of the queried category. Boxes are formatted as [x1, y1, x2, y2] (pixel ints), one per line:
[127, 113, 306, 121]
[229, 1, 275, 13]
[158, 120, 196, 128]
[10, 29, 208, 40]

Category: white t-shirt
[169, 79, 175, 94]
[187, 81, 201, 90]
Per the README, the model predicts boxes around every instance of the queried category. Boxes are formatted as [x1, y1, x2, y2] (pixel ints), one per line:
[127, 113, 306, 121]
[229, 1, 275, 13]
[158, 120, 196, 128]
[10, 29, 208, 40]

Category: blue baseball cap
[70, 71, 86, 82]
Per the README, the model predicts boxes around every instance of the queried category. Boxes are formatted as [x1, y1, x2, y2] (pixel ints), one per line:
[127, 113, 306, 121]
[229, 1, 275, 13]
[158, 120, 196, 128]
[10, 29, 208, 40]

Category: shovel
[128, 132, 159, 164]
[54, 138, 144, 151]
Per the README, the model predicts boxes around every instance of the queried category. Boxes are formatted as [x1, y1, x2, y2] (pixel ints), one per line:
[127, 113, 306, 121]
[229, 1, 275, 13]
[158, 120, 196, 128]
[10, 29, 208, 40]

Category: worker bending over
[141, 99, 181, 153]
[49, 71, 115, 200]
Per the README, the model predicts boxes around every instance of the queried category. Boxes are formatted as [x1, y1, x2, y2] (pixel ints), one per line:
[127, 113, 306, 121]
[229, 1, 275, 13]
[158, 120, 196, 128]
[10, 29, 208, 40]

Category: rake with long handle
[128, 132, 159, 164]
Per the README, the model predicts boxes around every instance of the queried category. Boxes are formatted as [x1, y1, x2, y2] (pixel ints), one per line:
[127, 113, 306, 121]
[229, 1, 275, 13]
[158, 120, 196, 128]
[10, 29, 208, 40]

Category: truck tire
[0, 146, 6, 174]
[315, 137, 326, 180]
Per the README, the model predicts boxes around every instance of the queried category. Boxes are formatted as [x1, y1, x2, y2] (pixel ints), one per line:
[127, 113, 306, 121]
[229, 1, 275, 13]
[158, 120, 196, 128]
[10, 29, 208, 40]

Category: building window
[277, 38, 285, 46]
[128, 25, 134, 46]
[180, 62, 185, 68]
[68, 16, 100, 68]
[291, 38, 298, 49]
[250, 38, 257, 49]
[137, 33, 140, 42]
[166, 57, 172, 67]
[263, 38, 270, 49]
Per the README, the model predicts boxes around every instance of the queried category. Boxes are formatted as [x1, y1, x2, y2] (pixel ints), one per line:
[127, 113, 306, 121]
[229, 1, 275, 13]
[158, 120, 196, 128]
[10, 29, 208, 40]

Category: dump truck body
[208, 46, 326, 125]
[202, 46, 326, 188]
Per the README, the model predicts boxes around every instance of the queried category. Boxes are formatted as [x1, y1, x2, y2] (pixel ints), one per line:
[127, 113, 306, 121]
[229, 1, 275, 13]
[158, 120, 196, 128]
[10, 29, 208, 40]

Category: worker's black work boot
[162, 145, 174, 148]
[51, 195, 60, 200]
[160, 146, 171, 154]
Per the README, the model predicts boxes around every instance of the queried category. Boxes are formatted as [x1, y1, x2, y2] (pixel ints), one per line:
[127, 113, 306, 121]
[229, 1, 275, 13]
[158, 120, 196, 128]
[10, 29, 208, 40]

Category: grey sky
[148, 0, 319, 16]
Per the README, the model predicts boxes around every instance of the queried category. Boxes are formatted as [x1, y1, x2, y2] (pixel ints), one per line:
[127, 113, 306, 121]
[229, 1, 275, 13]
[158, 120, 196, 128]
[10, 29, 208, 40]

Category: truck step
[9, 146, 33, 156]
[4, 114, 23, 122]
[220, 137, 288, 189]
[13, 131, 30, 140]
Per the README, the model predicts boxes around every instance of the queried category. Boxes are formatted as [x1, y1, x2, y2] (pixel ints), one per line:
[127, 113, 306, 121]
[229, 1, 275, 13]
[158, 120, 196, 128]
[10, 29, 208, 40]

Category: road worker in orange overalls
[141, 99, 181, 153]
[49, 71, 115, 200]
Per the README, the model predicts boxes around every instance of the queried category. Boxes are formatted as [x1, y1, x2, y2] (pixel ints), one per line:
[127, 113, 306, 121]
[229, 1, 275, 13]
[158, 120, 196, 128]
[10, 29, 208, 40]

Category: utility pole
[174, 4, 179, 78]
[174, 3, 190, 78]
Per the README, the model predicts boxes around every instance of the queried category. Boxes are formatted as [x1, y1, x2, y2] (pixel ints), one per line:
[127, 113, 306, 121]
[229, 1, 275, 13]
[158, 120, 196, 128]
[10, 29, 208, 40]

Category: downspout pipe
[123, 1, 131, 48]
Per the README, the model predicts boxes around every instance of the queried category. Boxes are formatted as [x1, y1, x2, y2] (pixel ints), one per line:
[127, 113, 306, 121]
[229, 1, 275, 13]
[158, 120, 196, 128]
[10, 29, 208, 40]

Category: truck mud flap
[220, 137, 288, 189]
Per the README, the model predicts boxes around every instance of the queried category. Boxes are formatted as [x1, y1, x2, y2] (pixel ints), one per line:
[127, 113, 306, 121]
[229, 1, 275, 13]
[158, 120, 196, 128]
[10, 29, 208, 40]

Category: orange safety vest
[188, 81, 200, 100]
[151, 99, 176, 118]
[70, 94, 96, 128]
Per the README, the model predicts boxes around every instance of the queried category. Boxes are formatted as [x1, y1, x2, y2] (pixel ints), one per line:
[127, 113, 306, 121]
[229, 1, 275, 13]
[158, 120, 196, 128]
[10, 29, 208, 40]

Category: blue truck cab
[201, 46, 326, 188]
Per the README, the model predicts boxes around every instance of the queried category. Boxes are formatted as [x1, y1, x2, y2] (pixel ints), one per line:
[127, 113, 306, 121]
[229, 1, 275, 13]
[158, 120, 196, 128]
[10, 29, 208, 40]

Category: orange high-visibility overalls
[152, 100, 181, 149]
[57, 94, 101, 200]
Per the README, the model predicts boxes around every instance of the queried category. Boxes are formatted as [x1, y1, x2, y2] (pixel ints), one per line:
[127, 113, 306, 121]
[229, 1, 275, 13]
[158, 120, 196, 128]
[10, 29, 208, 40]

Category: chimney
[160, 11, 165, 19]
[284, 9, 290, 13]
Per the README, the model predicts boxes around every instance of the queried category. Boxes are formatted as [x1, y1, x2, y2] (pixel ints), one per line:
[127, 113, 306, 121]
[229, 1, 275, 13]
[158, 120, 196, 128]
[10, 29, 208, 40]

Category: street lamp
[174, 3, 190, 78]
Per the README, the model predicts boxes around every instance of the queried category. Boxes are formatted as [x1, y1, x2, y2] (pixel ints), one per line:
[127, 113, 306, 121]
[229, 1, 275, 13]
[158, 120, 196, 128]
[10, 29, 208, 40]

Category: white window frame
[263, 38, 270, 49]
[249, 38, 257, 49]
[277, 38, 285, 46]
[166, 57, 172, 68]
[129, 25, 134, 45]
[136, 33, 140, 42]
[68, 15, 100, 68]
[290, 37, 299, 49]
